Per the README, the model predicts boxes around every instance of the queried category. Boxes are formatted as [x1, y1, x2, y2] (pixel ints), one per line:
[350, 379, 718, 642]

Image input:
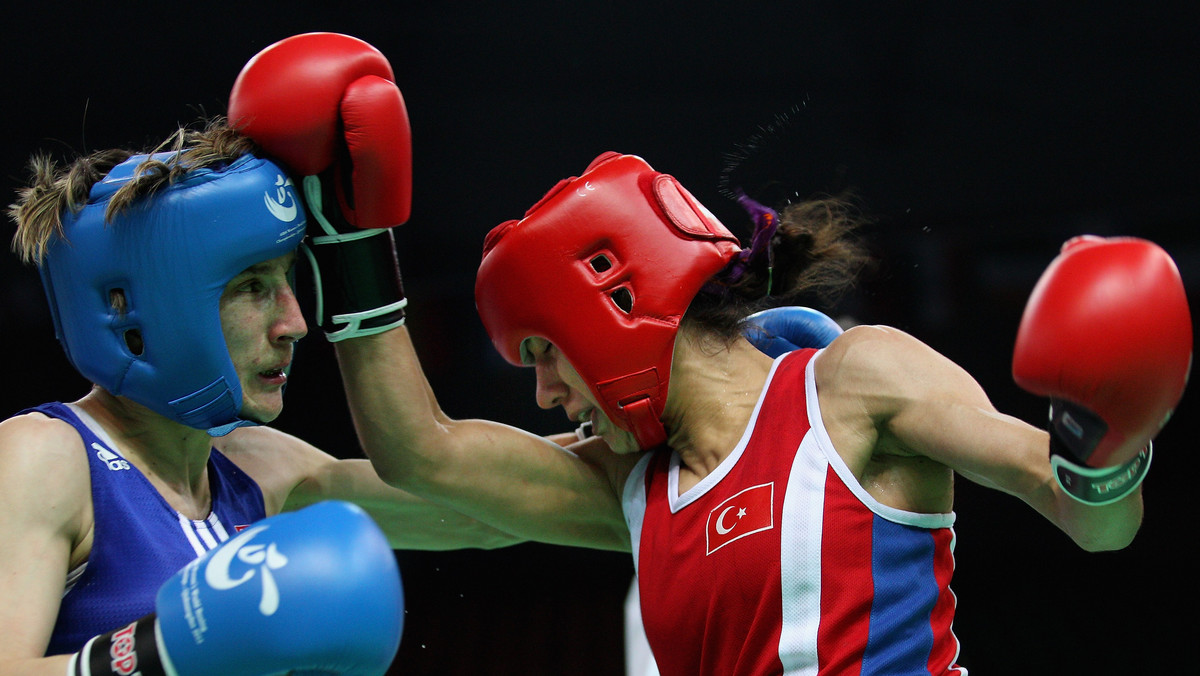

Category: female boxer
[329, 153, 1186, 675]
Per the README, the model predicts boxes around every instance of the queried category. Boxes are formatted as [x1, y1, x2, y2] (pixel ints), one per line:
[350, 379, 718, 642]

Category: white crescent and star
[715, 505, 749, 535]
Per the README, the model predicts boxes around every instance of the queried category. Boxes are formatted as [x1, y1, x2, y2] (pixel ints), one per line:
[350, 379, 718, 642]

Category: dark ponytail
[683, 191, 872, 341]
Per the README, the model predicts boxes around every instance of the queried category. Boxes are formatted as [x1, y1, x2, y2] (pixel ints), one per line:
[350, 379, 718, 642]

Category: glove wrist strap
[302, 176, 407, 342]
[71, 615, 170, 676]
[1050, 442, 1153, 506]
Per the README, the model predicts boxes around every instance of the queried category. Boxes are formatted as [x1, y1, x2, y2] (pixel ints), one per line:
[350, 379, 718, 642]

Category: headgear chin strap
[475, 153, 741, 450]
[40, 152, 307, 435]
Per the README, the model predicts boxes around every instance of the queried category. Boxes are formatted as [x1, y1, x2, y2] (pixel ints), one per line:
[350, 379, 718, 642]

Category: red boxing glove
[230, 32, 410, 340]
[1013, 236, 1192, 502]
[229, 31, 411, 229]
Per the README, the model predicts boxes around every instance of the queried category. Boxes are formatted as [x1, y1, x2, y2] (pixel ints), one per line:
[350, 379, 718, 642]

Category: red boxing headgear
[475, 153, 742, 449]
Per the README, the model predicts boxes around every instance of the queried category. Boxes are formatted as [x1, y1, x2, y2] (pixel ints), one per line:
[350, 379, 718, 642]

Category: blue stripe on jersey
[862, 515, 940, 675]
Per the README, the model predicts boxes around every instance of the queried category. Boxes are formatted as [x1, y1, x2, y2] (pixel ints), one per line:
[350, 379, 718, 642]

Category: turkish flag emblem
[706, 482, 774, 555]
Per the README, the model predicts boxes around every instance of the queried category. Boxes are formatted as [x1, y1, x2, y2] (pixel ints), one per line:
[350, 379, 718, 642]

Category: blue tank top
[29, 402, 267, 655]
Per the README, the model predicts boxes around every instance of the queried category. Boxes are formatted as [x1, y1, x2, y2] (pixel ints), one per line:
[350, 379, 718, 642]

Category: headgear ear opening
[476, 153, 741, 450]
[40, 152, 307, 434]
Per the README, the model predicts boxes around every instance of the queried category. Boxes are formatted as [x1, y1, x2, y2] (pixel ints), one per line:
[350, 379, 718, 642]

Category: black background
[2, 2, 1196, 674]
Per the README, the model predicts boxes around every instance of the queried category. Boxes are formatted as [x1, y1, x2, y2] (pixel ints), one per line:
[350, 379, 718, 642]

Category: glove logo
[264, 174, 299, 223]
[203, 524, 290, 616]
[108, 620, 140, 675]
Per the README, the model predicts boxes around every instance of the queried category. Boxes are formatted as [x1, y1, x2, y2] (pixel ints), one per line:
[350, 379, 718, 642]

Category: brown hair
[683, 191, 873, 341]
[9, 117, 260, 265]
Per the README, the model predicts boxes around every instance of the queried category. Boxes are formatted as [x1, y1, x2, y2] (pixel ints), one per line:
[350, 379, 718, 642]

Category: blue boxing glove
[742, 306, 844, 355]
[68, 501, 403, 676]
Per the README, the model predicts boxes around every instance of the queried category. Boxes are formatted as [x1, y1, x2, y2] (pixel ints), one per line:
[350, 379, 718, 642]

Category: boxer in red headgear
[477, 152, 743, 450]
[335, 151, 1189, 675]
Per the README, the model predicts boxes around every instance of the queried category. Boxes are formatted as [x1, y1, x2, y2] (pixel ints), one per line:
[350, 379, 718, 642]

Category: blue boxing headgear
[39, 152, 307, 434]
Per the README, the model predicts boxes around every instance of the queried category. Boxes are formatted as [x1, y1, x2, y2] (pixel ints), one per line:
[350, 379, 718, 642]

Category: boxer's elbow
[1062, 492, 1144, 553]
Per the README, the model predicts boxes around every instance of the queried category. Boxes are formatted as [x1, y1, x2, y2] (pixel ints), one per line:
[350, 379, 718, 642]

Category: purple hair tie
[725, 189, 780, 295]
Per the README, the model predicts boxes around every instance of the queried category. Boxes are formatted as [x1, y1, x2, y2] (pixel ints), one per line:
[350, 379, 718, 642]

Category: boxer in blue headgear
[39, 147, 306, 434]
[1, 117, 533, 675]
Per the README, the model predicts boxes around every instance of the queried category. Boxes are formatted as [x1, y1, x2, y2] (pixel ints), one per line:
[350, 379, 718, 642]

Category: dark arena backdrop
[2, 3, 1195, 674]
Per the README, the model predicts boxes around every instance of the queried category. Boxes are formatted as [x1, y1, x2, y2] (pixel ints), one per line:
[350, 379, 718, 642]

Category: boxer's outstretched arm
[817, 324, 1144, 552]
[213, 425, 527, 551]
[228, 33, 633, 552]
[335, 327, 636, 552]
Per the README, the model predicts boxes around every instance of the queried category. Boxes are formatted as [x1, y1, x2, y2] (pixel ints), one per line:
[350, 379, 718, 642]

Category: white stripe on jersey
[180, 513, 207, 557]
[778, 431, 826, 675]
[63, 562, 88, 598]
[194, 519, 219, 549]
[207, 512, 231, 542]
[178, 512, 233, 557]
[623, 452, 654, 570]
[776, 353, 833, 674]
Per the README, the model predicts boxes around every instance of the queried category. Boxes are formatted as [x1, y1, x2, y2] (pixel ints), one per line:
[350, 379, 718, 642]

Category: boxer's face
[525, 336, 640, 455]
[219, 251, 306, 423]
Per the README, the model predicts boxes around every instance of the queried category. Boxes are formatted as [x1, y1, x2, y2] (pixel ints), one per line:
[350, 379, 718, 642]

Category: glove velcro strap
[302, 228, 407, 342]
[1048, 398, 1108, 464]
[301, 174, 407, 342]
[1050, 442, 1153, 506]
[328, 297, 409, 341]
[72, 615, 169, 676]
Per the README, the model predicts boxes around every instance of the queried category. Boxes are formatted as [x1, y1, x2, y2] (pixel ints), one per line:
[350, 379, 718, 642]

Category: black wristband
[304, 229, 407, 339]
[75, 615, 166, 676]
[301, 175, 407, 341]
[1048, 398, 1108, 464]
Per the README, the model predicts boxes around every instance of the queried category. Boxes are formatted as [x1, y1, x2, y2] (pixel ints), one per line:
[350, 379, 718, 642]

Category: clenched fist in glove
[1013, 235, 1192, 505]
[67, 501, 403, 676]
[230, 32, 411, 340]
